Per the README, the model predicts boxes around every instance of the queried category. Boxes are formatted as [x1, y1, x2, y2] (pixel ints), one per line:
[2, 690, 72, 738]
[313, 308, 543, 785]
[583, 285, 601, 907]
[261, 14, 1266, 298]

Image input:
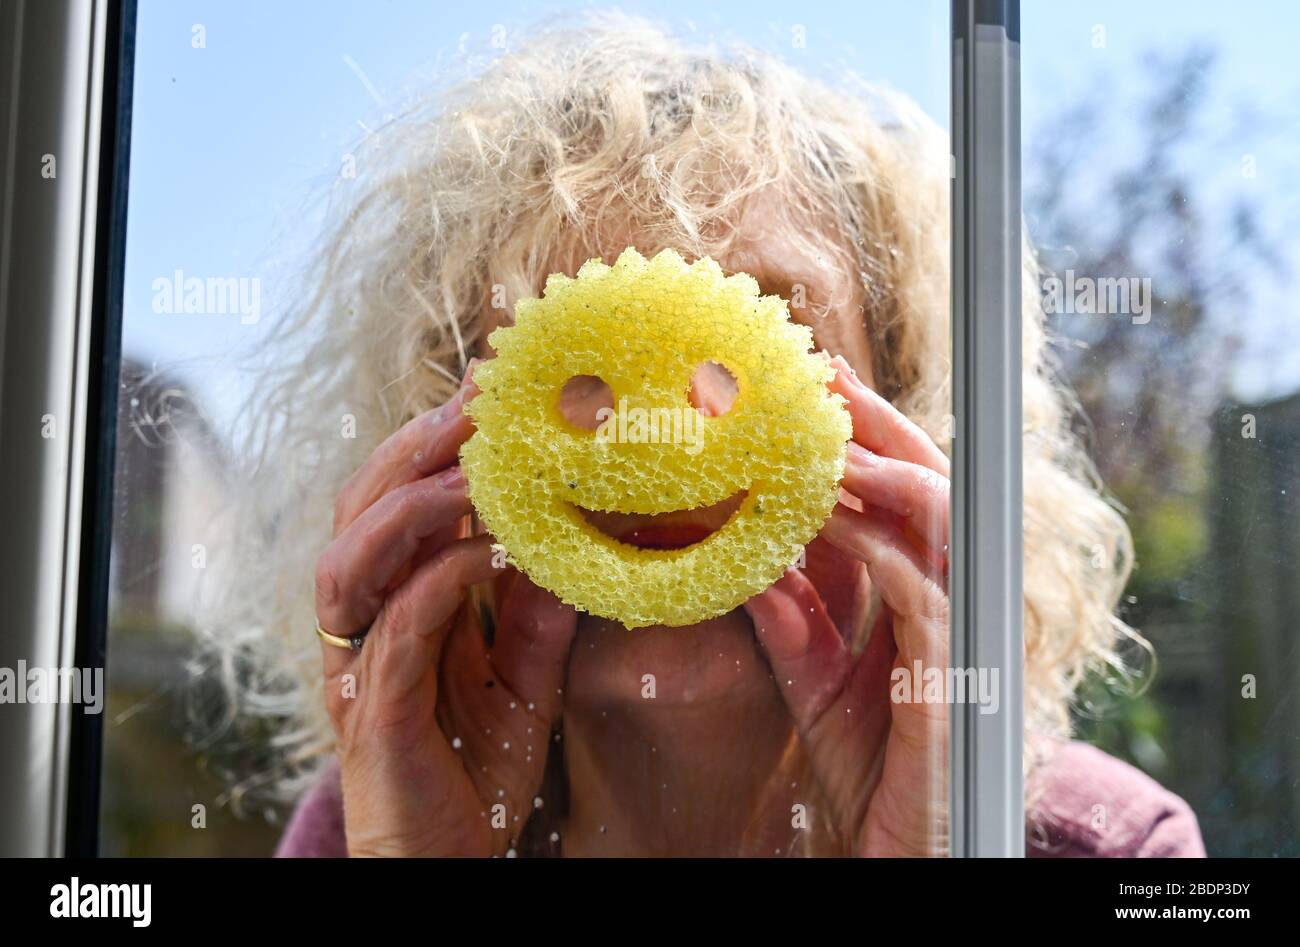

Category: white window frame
[0, 0, 134, 857]
[950, 0, 1025, 857]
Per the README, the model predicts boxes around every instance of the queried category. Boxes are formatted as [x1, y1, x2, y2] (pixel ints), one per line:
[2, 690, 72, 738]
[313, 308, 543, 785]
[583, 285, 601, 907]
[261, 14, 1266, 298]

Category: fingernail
[437, 466, 465, 488]
[434, 387, 467, 422]
[836, 358, 867, 389]
[848, 442, 882, 466]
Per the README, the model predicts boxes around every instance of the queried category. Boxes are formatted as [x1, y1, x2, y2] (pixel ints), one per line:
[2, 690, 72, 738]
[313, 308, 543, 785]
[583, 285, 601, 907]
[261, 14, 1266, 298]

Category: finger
[742, 569, 853, 731]
[800, 536, 872, 641]
[320, 534, 497, 683]
[828, 355, 949, 476]
[332, 359, 481, 533]
[840, 442, 949, 564]
[315, 467, 472, 642]
[821, 505, 947, 624]
[743, 570, 895, 826]
[490, 576, 578, 723]
[434, 574, 575, 820]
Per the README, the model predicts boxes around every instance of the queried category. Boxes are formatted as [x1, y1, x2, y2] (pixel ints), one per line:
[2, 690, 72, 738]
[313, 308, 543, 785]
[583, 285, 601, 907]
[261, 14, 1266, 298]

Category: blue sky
[122, 0, 1300, 435]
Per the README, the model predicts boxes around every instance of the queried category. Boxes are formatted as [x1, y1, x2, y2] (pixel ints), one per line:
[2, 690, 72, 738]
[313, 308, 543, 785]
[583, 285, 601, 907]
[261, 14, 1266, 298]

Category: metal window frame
[0, 0, 1022, 859]
[0, 0, 135, 857]
[950, 0, 1025, 857]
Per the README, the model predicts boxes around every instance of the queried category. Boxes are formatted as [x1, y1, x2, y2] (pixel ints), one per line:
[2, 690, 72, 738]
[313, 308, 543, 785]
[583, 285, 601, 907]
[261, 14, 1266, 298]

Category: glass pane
[1023, 1, 1300, 856]
[105, 0, 953, 856]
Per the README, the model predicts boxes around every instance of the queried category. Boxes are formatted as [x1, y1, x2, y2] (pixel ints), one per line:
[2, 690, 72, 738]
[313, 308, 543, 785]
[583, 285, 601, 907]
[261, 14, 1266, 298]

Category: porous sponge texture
[461, 247, 851, 628]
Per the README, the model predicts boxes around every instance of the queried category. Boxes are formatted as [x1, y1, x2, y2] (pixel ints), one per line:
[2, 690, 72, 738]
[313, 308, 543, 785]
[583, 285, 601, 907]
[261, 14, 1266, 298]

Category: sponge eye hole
[558, 375, 615, 431]
[688, 361, 739, 417]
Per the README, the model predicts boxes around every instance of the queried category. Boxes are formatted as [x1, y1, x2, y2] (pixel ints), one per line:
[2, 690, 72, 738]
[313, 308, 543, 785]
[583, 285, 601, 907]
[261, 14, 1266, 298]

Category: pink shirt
[275, 740, 1206, 857]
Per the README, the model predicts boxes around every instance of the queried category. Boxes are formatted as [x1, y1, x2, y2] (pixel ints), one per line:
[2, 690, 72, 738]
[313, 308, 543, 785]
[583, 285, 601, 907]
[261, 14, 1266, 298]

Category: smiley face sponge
[460, 247, 851, 628]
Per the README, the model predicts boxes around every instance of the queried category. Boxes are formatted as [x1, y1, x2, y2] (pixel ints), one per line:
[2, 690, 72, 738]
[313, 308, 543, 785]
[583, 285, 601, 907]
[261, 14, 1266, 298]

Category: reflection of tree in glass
[105, 360, 282, 856]
[1026, 47, 1297, 856]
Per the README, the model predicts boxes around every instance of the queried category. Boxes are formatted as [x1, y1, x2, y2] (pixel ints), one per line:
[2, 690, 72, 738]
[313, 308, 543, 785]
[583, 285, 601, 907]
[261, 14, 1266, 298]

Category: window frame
[0, 0, 136, 857]
[950, 0, 1024, 858]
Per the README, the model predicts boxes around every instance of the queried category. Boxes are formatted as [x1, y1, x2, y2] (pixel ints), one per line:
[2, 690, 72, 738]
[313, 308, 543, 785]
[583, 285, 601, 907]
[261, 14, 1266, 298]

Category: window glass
[1023, 0, 1300, 855]
[106, 0, 953, 856]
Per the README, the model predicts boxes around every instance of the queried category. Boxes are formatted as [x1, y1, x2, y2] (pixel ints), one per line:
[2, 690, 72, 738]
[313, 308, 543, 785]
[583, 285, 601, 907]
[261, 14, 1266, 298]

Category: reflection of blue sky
[1023, 1, 1300, 404]
[124, 0, 1300, 437]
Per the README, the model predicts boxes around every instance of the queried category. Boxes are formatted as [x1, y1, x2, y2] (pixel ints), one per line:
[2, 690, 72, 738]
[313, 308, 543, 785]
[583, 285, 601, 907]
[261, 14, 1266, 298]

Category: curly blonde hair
[205, 14, 1136, 812]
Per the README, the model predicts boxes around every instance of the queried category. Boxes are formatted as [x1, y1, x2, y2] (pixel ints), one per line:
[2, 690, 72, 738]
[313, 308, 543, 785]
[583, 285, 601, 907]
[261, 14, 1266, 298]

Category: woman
[213, 15, 1204, 857]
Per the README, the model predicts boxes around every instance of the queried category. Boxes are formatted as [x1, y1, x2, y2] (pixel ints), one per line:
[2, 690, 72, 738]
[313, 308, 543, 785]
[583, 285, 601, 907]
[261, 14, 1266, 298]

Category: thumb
[491, 574, 578, 725]
[743, 569, 854, 732]
[743, 569, 896, 826]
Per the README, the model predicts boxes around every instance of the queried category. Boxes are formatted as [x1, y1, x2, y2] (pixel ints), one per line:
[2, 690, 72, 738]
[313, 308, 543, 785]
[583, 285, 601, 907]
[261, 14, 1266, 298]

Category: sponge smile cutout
[460, 247, 852, 629]
[572, 489, 750, 551]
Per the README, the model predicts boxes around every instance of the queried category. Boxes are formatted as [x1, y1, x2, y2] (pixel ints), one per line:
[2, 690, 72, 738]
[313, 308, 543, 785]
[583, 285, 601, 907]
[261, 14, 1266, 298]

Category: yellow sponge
[460, 247, 850, 628]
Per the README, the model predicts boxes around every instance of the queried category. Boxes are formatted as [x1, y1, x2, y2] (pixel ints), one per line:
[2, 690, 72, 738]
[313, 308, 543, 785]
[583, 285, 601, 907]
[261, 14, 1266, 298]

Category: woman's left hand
[743, 355, 950, 857]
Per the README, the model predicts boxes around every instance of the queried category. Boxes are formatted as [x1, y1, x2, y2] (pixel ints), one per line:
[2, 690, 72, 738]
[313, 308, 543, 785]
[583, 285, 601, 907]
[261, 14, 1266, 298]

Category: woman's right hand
[314, 361, 578, 856]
